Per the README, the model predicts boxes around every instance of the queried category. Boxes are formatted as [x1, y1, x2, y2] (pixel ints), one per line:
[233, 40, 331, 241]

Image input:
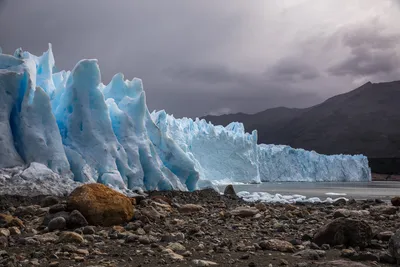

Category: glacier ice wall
[151, 112, 372, 183]
[0, 45, 371, 192]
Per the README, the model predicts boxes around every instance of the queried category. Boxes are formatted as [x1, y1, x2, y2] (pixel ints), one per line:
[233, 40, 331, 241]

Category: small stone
[41, 196, 60, 207]
[280, 259, 289, 265]
[341, 248, 356, 258]
[178, 204, 204, 213]
[377, 231, 394, 241]
[48, 262, 60, 267]
[57, 231, 84, 244]
[0, 236, 8, 248]
[49, 204, 66, 214]
[259, 239, 295, 252]
[82, 226, 95, 235]
[192, 259, 218, 266]
[231, 207, 259, 217]
[0, 228, 10, 237]
[294, 249, 325, 260]
[48, 217, 66, 232]
[161, 232, 185, 242]
[255, 202, 267, 211]
[8, 226, 21, 235]
[167, 242, 186, 252]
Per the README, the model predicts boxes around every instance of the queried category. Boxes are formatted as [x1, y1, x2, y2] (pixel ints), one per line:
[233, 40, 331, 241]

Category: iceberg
[0, 45, 371, 194]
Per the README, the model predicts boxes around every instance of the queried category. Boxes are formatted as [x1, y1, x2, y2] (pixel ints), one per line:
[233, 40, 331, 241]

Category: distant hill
[202, 81, 400, 173]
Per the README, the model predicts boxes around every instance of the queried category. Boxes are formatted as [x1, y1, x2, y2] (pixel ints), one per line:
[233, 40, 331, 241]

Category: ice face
[0, 44, 372, 193]
[151, 113, 372, 183]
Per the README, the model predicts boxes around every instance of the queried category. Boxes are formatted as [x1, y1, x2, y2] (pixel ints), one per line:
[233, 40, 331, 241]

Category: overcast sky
[1, 0, 400, 117]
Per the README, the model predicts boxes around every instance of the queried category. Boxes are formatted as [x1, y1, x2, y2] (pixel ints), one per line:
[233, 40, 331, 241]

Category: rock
[341, 248, 356, 258]
[388, 229, 400, 265]
[192, 259, 218, 266]
[333, 199, 347, 206]
[332, 209, 369, 218]
[178, 204, 204, 213]
[279, 259, 289, 266]
[8, 226, 21, 235]
[141, 206, 164, 221]
[0, 228, 10, 237]
[67, 210, 88, 229]
[161, 232, 185, 242]
[0, 236, 7, 248]
[231, 207, 259, 217]
[163, 248, 184, 260]
[377, 231, 394, 241]
[0, 213, 24, 228]
[167, 242, 186, 252]
[49, 204, 67, 214]
[293, 249, 326, 260]
[315, 260, 370, 267]
[57, 231, 84, 244]
[43, 210, 69, 225]
[391, 196, 400, 206]
[379, 251, 396, 264]
[223, 185, 236, 197]
[41, 196, 60, 207]
[67, 183, 134, 226]
[15, 205, 43, 217]
[259, 239, 295, 252]
[255, 202, 267, 211]
[370, 205, 398, 215]
[48, 217, 67, 231]
[350, 251, 379, 262]
[82, 226, 95, 235]
[32, 232, 58, 243]
[313, 218, 372, 248]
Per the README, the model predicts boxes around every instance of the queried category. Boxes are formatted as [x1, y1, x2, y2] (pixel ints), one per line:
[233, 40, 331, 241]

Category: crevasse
[0, 45, 371, 192]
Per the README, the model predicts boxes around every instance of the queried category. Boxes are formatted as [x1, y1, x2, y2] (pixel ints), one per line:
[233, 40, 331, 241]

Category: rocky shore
[0, 184, 399, 267]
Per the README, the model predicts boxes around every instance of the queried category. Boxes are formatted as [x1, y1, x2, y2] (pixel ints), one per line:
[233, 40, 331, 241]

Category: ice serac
[0, 44, 372, 194]
[151, 113, 372, 183]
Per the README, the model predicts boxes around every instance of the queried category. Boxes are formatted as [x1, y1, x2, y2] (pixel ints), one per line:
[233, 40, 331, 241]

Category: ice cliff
[0, 45, 371, 193]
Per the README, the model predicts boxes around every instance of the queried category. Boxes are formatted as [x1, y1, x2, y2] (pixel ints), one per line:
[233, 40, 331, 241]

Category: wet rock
[223, 185, 236, 197]
[67, 210, 88, 229]
[57, 231, 84, 244]
[313, 218, 372, 248]
[67, 183, 134, 226]
[48, 217, 66, 232]
[259, 239, 295, 252]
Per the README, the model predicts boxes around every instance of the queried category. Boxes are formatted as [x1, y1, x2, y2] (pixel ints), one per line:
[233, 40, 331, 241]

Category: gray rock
[48, 217, 66, 232]
[82, 226, 95, 235]
[388, 229, 400, 266]
[43, 211, 69, 226]
[293, 249, 326, 260]
[377, 231, 394, 241]
[49, 204, 67, 214]
[67, 210, 88, 229]
[313, 218, 372, 248]
[224, 185, 236, 197]
[41, 196, 60, 207]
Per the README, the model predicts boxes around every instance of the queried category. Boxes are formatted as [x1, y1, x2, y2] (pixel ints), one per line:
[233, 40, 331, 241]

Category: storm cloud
[0, 0, 399, 117]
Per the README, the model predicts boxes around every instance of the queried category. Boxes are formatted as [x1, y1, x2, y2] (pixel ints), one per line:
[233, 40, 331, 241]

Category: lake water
[217, 181, 400, 200]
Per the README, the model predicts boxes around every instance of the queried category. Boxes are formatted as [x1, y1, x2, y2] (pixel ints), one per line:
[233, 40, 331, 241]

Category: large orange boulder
[67, 183, 134, 226]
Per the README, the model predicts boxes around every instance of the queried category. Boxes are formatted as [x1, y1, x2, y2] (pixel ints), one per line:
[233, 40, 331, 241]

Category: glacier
[0, 44, 371, 194]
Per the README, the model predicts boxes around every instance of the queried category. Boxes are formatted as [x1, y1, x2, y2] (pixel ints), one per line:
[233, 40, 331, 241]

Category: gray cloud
[0, 0, 399, 117]
[328, 22, 400, 78]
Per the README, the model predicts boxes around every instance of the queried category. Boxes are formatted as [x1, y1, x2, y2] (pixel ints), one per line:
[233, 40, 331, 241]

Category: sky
[1, 0, 400, 117]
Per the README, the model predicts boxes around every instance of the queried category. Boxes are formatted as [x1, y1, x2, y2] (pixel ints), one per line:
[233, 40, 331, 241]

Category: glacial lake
[217, 181, 400, 201]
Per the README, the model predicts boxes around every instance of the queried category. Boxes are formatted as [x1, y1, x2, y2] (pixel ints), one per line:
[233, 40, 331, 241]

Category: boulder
[48, 217, 67, 231]
[223, 185, 236, 197]
[57, 231, 84, 244]
[313, 218, 372, 248]
[67, 183, 134, 226]
[391, 196, 400, 207]
[41, 196, 60, 207]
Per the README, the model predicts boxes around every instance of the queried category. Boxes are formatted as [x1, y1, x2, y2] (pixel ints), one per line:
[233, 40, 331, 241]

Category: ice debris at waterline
[0, 45, 371, 193]
[237, 191, 348, 204]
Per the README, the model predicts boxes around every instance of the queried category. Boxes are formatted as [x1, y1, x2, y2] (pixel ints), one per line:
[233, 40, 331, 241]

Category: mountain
[203, 81, 400, 173]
